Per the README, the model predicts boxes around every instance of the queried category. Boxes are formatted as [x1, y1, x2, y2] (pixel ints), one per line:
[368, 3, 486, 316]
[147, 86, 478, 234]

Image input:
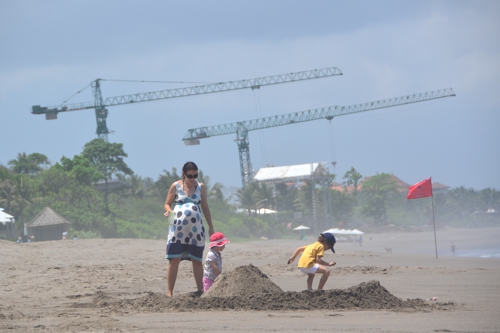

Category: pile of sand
[201, 264, 283, 298]
[71, 265, 453, 313]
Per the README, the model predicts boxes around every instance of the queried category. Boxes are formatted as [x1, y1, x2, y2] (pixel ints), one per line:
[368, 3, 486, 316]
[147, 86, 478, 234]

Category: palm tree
[11, 176, 31, 225]
[343, 167, 362, 197]
[8, 152, 50, 174]
[293, 180, 313, 213]
[274, 181, 298, 212]
[126, 174, 145, 199]
[477, 188, 500, 213]
[254, 183, 275, 213]
[360, 173, 397, 224]
[444, 187, 479, 219]
[208, 182, 225, 202]
[141, 177, 156, 198]
[235, 183, 258, 215]
[154, 168, 179, 199]
[0, 179, 17, 213]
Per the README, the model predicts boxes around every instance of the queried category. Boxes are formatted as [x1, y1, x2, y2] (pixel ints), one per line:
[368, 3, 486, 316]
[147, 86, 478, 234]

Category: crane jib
[32, 67, 343, 114]
[31, 66, 343, 141]
[181, 87, 456, 187]
[182, 88, 456, 141]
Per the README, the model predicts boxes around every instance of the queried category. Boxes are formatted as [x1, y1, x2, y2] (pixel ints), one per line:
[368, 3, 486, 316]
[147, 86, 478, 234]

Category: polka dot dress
[166, 181, 205, 261]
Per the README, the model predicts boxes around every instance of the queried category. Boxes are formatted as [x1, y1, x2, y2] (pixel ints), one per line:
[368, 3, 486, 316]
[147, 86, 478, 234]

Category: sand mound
[202, 264, 283, 298]
[76, 280, 452, 313]
[70, 265, 455, 313]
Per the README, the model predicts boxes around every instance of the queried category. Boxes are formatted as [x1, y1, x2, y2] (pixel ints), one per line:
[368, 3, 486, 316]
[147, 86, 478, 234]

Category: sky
[1, 0, 499, 191]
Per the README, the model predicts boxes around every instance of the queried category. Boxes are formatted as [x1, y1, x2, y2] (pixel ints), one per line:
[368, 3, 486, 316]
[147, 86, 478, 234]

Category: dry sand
[1, 226, 499, 332]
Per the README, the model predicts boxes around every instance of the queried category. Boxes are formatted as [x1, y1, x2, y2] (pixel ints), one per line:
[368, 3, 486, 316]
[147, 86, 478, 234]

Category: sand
[1, 226, 499, 332]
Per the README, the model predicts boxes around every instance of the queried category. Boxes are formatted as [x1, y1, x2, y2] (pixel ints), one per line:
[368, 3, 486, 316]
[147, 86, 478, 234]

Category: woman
[164, 161, 215, 296]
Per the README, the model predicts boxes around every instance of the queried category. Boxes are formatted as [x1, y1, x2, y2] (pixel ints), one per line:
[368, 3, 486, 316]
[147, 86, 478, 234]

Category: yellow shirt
[298, 242, 325, 268]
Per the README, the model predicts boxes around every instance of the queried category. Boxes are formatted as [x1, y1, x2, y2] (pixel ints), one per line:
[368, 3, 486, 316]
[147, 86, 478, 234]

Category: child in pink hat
[203, 232, 230, 292]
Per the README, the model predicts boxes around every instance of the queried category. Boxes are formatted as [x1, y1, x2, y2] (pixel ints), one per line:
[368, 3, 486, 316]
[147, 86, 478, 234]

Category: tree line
[237, 168, 500, 230]
[1, 139, 499, 240]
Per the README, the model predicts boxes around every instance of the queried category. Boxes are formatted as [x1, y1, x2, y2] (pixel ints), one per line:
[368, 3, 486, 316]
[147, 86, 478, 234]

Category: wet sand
[1, 227, 499, 332]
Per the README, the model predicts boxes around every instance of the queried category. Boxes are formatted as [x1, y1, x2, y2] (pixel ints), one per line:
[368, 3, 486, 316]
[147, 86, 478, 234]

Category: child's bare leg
[306, 273, 315, 290]
[315, 265, 331, 290]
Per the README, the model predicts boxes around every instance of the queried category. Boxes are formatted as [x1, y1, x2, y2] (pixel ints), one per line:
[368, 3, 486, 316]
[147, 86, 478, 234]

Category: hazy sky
[1, 0, 499, 190]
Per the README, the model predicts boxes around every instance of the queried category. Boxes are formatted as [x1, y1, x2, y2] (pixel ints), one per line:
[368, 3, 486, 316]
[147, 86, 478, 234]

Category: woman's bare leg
[167, 258, 181, 296]
[192, 259, 204, 292]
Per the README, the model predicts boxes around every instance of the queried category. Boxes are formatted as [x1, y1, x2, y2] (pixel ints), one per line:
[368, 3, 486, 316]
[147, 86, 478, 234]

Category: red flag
[407, 177, 433, 200]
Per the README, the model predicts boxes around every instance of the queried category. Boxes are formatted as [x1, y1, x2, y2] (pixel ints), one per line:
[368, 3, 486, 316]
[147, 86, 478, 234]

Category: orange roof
[361, 174, 409, 187]
[330, 183, 361, 194]
[432, 182, 450, 190]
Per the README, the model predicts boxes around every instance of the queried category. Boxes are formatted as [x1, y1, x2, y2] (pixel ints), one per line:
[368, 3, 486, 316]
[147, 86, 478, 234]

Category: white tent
[292, 225, 310, 240]
[0, 209, 14, 224]
[351, 229, 364, 235]
[256, 208, 277, 214]
[323, 228, 364, 235]
[323, 228, 341, 234]
[235, 208, 277, 215]
[292, 225, 311, 230]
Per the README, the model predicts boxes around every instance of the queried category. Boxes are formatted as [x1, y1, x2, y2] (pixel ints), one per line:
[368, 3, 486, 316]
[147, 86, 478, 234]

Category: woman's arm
[200, 183, 215, 236]
[164, 182, 178, 217]
[287, 246, 306, 264]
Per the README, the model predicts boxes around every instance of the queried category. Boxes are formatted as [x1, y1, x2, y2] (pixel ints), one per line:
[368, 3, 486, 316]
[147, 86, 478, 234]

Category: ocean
[456, 248, 500, 258]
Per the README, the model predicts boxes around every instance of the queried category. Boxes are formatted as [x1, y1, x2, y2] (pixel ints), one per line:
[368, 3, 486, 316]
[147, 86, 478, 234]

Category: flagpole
[406, 177, 436, 258]
[431, 195, 438, 259]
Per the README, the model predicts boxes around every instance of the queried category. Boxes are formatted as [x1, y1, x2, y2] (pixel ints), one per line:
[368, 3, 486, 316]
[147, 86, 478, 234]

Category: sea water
[457, 248, 500, 258]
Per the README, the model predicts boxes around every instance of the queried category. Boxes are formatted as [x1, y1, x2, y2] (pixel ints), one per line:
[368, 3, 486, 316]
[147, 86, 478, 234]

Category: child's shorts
[299, 264, 319, 275]
[203, 277, 215, 292]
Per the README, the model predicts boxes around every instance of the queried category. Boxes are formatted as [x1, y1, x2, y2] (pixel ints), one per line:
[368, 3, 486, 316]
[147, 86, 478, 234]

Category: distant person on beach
[287, 233, 336, 290]
[450, 242, 456, 256]
[164, 161, 215, 296]
[203, 232, 230, 292]
[358, 235, 363, 247]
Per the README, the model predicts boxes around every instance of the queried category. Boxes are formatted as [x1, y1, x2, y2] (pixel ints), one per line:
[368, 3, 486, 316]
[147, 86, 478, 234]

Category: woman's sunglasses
[186, 173, 198, 179]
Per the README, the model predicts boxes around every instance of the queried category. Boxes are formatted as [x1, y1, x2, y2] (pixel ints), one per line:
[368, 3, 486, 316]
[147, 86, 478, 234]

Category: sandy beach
[1, 226, 500, 332]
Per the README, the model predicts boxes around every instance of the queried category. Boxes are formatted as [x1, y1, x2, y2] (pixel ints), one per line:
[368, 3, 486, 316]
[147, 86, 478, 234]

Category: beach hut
[26, 207, 72, 241]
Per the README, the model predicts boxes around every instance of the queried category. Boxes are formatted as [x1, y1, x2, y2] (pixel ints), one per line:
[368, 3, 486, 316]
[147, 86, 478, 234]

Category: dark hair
[182, 161, 198, 173]
[182, 162, 198, 180]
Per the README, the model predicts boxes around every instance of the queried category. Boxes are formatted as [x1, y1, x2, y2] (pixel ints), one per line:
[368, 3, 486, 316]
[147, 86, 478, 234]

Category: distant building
[254, 162, 330, 183]
[332, 173, 450, 194]
[330, 181, 361, 194]
[432, 182, 450, 192]
[26, 207, 72, 241]
[94, 179, 131, 192]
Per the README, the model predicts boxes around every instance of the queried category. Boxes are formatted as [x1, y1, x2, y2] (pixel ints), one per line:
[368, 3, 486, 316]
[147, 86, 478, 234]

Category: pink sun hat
[209, 232, 230, 248]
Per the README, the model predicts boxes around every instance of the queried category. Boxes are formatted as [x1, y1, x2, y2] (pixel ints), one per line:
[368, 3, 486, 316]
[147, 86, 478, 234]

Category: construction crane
[30, 67, 343, 141]
[182, 88, 456, 187]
